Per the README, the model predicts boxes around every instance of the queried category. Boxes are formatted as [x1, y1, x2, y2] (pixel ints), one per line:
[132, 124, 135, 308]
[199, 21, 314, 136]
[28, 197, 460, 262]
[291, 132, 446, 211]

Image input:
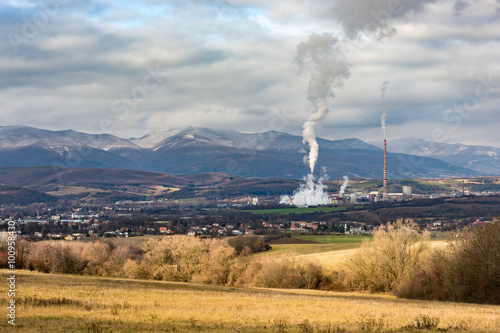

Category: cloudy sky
[1, 0, 500, 147]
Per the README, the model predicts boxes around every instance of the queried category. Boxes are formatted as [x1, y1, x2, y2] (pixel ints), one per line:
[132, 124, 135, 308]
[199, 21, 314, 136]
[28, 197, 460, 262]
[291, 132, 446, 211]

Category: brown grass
[46, 186, 111, 196]
[1, 270, 499, 332]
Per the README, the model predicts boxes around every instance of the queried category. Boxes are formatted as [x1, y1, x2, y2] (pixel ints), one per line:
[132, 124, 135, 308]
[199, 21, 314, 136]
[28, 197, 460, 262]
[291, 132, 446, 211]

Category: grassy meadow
[258, 235, 365, 268]
[1, 270, 499, 332]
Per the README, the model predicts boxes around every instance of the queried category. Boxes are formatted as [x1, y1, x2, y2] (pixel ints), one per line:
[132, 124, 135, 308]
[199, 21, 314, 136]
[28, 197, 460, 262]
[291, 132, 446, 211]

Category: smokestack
[310, 173, 314, 182]
[383, 139, 388, 201]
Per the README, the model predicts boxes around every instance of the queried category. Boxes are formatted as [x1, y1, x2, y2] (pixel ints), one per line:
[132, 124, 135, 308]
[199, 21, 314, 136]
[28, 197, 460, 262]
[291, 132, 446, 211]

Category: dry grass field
[46, 186, 111, 196]
[1, 270, 499, 332]
[261, 236, 447, 269]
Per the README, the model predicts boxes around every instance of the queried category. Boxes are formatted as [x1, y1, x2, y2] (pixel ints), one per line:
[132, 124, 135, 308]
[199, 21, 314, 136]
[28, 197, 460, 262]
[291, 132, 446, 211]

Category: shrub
[395, 248, 451, 301]
[227, 235, 271, 255]
[397, 219, 500, 304]
[320, 269, 348, 291]
[27, 242, 88, 274]
[138, 236, 235, 283]
[194, 238, 236, 285]
[242, 255, 327, 289]
[348, 219, 429, 292]
[444, 220, 500, 304]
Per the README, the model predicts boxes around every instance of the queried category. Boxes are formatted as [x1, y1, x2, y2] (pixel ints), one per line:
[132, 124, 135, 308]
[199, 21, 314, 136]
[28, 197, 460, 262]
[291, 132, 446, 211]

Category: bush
[227, 235, 271, 255]
[397, 219, 500, 304]
[320, 269, 348, 291]
[27, 242, 88, 274]
[137, 236, 235, 283]
[396, 248, 451, 301]
[348, 219, 429, 292]
[445, 220, 500, 304]
[238, 255, 327, 289]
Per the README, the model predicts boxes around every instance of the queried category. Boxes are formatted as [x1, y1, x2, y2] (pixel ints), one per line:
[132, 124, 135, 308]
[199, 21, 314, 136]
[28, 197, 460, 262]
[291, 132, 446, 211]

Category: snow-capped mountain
[387, 138, 500, 175]
[0, 126, 484, 179]
[0, 126, 140, 151]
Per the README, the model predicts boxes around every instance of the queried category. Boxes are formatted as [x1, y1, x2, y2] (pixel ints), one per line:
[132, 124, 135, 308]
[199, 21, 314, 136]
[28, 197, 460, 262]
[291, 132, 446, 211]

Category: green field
[243, 206, 362, 215]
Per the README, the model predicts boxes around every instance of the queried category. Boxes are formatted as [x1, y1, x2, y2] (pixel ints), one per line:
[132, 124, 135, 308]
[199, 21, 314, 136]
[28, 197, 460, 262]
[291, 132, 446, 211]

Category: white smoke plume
[297, 33, 350, 174]
[280, 175, 331, 207]
[280, 0, 443, 208]
[339, 175, 349, 196]
[380, 80, 390, 139]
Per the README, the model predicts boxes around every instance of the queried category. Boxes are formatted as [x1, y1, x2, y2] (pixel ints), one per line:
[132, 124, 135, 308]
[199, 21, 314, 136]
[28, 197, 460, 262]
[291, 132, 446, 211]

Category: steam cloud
[297, 33, 350, 174]
[339, 175, 349, 196]
[281, 0, 444, 208]
[280, 175, 331, 207]
[380, 80, 390, 138]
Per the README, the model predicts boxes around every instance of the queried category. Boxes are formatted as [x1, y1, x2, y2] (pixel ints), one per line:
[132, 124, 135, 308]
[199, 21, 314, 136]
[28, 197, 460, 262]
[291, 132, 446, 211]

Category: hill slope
[0, 270, 498, 332]
[0, 184, 57, 205]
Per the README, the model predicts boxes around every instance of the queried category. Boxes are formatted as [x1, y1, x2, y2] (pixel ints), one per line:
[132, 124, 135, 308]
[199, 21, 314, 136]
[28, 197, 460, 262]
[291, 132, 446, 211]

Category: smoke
[380, 80, 390, 139]
[380, 80, 390, 99]
[280, 175, 331, 207]
[280, 0, 443, 207]
[331, 0, 441, 40]
[339, 175, 349, 196]
[297, 33, 350, 174]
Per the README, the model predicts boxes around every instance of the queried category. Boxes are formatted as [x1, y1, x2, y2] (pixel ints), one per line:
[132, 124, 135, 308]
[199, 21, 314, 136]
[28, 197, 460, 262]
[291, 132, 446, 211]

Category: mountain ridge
[383, 138, 500, 175]
[0, 126, 485, 179]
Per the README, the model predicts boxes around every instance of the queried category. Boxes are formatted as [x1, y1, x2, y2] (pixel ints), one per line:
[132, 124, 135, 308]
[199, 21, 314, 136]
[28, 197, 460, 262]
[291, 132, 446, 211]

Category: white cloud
[0, 0, 498, 147]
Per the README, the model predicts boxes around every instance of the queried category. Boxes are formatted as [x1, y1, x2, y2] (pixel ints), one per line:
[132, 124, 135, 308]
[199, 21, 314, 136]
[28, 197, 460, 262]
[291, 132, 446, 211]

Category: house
[50, 234, 64, 240]
[159, 227, 172, 234]
[244, 229, 255, 235]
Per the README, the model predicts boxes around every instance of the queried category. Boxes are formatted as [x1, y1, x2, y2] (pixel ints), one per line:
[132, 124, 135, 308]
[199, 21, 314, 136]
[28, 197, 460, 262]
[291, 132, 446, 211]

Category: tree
[349, 218, 429, 292]
[139, 236, 235, 283]
[397, 218, 500, 304]
[443, 220, 500, 303]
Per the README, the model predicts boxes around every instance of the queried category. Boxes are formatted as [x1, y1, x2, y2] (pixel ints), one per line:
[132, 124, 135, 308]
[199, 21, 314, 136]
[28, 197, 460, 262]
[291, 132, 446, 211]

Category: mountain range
[0, 126, 489, 179]
[385, 138, 500, 175]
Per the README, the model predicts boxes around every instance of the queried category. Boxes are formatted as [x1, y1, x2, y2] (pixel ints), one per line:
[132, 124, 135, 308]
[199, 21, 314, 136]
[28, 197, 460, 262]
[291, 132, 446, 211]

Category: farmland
[242, 206, 362, 215]
[1, 270, 499, 332]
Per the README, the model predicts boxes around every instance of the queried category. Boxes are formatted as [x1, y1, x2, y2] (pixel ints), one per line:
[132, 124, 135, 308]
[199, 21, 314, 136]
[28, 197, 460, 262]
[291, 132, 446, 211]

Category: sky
[1, 0, 500, 147]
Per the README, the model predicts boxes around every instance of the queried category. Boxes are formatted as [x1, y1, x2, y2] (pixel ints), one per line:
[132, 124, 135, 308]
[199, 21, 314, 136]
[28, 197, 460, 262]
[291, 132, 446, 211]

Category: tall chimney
[383, 139, 388, 201]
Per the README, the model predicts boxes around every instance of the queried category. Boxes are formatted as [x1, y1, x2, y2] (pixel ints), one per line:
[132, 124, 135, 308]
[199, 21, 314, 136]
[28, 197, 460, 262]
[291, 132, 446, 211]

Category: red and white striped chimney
[383, 139, 388, 201]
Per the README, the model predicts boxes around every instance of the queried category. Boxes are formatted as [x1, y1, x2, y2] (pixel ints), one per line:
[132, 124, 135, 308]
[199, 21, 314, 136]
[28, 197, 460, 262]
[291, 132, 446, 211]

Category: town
[2, 190, 498, 242]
